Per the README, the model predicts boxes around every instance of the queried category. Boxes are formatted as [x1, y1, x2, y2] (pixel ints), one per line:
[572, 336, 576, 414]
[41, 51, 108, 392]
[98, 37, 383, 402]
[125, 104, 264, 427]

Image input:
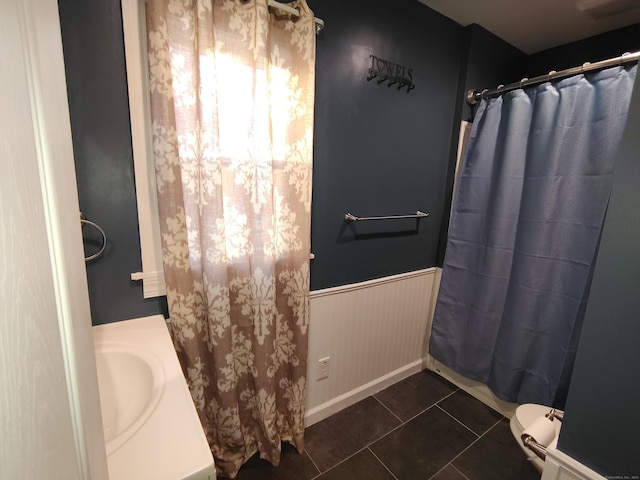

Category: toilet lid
[514, 403, 555, 431]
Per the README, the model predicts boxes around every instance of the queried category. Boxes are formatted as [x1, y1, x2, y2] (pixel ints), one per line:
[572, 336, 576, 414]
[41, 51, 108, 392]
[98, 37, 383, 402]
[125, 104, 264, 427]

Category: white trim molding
[542, 448, 607, 480]
[305, 360, 423, 427]
[130, 270, 166, 298]
[2, 0, 108, 477]
[309, 268, 436, 299]
[122, 0, 166, 298]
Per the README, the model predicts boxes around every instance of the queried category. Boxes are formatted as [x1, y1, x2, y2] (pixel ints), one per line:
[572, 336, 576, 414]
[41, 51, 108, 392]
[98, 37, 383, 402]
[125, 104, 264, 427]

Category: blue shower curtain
[430, 65, 637, 406]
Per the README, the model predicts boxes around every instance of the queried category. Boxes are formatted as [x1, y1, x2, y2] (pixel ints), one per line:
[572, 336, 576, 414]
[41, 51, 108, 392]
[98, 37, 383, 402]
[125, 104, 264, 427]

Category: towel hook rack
[344, 211, 429, 222]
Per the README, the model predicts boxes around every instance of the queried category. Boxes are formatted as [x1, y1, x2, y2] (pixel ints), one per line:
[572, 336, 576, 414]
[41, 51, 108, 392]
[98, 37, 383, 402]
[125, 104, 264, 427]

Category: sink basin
[94, 344, 164, 453]
[93, 315, 216, 480]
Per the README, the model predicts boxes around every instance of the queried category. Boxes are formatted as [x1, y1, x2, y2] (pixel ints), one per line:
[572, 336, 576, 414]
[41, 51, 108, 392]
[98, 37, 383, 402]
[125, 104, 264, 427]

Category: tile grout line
[451, 463, 472, 480]
[304, 396, 399, 478]
[306, 411, 407, 478]
[356, 391, 467, 478]
[426, 463, 453, 480]
[425, 461, 473, 480]
[372, 394, 404, 424]
[307, 444, 377, 480]
[306, 440, 402, 480]
[304, 383, 465, 479]
[367, 447, 400, 480]
[389, 387, 461, 426]
[366, 391, 460, 449]
[306, 390, 459, 479]
[370, 390, 496, 480]
[442, 415, 506, 472]
[304, 449, 323, 478]
[404, 396, 500, 480]
[435, 403, 483, 437]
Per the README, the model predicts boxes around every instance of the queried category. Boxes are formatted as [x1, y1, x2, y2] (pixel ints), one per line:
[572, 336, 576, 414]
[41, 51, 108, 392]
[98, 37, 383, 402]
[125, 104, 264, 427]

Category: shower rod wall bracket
[345, 210, 429, 222]
[266, 0, 324, 32]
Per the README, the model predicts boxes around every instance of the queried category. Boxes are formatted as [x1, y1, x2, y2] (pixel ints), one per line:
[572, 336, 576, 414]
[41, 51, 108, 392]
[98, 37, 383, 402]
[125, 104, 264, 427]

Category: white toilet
[510, 403, 563, 473]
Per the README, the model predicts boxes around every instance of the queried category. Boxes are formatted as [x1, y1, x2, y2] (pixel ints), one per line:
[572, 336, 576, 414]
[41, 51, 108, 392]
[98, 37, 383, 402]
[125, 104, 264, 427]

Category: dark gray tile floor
[228, 370, 541, 480]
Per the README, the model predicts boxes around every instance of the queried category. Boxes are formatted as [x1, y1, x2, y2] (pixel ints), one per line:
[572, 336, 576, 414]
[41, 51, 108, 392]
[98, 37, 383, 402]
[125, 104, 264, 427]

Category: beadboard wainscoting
[541, 449, 607, 480]
[305, 268, 437, 426]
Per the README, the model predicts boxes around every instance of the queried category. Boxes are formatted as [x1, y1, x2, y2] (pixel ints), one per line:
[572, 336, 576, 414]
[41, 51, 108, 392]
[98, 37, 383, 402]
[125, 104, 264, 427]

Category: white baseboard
[304, 359, 423, 427]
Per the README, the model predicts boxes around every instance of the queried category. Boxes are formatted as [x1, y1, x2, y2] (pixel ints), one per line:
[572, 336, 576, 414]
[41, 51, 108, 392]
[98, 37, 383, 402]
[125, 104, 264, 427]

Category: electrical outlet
[317, 357, 330, 380]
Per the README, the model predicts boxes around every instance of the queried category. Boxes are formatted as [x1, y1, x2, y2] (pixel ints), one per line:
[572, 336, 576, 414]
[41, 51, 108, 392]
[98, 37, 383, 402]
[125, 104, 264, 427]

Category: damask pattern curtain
[145, 1, 316, 477]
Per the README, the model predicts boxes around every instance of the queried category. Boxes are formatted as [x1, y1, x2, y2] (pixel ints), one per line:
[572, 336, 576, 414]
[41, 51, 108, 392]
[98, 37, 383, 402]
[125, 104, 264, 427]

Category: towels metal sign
[367, 55, 415, 92]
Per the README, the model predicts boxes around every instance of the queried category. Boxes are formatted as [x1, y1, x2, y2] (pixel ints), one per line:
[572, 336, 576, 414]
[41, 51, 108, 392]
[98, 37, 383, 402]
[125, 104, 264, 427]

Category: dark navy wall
[557, 68, 640, 479]
[524, 25, 640, 477]
[309, 0, 464, 290]
[55, 0, 534, 314]
[436, 24, 526, 266]
[56, 0, 640, 470]
[58, 0, 167, 325]
[526, 23, 640, 77]
[459, 25, 526, 123]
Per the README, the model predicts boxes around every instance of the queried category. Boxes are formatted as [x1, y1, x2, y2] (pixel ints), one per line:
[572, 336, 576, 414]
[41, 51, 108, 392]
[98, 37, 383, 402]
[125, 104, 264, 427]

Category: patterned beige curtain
[145, 0, 315, 477]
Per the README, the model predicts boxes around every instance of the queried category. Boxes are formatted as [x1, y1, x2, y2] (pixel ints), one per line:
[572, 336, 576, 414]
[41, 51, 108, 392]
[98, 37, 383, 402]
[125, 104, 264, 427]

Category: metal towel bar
[344, 211, 429, 222]
[81, 213, 107, 262]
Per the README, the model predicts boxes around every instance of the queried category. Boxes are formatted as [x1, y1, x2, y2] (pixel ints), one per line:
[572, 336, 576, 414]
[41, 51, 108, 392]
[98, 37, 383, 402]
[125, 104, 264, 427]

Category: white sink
[94, 345, 164, 452]
[93, 315, 216, 480]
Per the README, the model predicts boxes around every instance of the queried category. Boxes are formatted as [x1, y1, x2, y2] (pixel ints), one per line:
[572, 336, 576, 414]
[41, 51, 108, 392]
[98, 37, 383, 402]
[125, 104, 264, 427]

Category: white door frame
[1, 0, 107, 478]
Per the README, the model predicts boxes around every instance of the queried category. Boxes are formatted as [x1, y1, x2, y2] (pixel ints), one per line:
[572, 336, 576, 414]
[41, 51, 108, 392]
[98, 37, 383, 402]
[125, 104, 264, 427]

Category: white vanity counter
[93, 315, 215, 480]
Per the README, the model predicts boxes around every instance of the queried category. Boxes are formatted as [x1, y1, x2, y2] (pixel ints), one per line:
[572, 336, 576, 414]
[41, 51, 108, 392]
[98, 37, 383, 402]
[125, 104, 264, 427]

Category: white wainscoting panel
[541, 449, 607, 480]
[305, 269, 435, 426]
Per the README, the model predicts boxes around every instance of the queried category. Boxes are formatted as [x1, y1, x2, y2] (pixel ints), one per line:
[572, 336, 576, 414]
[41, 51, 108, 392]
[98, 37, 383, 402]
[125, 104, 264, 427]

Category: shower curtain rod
[466, 50, 640, 105]
[267, 0, 325, 31]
